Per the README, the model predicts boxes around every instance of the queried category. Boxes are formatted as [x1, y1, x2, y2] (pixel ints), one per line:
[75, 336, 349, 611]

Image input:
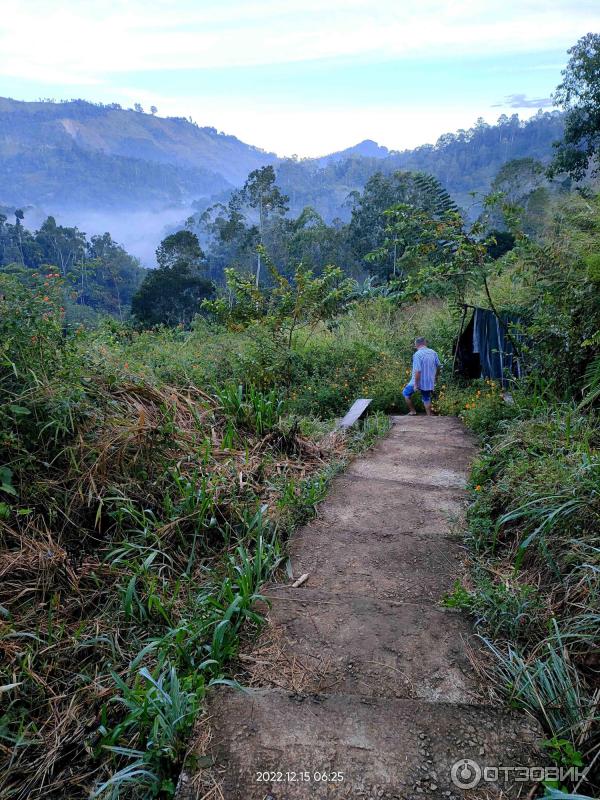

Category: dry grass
[0, 377, 348, 799]
[235, 620, 336, 695]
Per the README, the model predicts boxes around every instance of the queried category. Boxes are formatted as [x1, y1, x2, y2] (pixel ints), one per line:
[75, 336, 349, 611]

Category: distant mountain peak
[317, 139, 390, 165]
[351, 139, 390, 156]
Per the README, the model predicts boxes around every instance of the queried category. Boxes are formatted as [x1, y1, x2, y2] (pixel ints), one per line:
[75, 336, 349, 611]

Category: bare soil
[180, 416, 542, 800]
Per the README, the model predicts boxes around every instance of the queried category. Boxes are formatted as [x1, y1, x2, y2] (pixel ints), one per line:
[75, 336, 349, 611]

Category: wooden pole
[452, 304, 468, 376]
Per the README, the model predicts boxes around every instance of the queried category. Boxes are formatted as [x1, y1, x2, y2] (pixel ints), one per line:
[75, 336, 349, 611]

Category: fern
[579, 353, 600, 408]
[413, 172, 459, 216]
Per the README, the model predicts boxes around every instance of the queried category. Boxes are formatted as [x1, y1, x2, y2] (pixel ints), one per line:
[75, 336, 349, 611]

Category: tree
[365, 203, 445, 283]
[86, 232, 144, 317]
[150, 105, 158, 115]
[350, 171, 457, 280]
[550, 33, 600, 179]
[492, 158, 545, 203]
[13, 209, 26, 264]
[389, 196, 526, 369]
[204, 246, 355, 349]
[132, 231, 214, 326]
[156, 230, 205, 271]
[36, 216, 86, 277]
[134, 103, 144, 113]
[191, 196, 258, 279]
[0, 211, 144, 319]
[240, 166, 289, 286]
[489, 158, 550, 235]
[285, 207, 359, 278]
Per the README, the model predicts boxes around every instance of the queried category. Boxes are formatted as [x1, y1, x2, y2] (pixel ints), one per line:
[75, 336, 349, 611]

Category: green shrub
[436, 379, 517, 436]
[443, 574, 545, 640]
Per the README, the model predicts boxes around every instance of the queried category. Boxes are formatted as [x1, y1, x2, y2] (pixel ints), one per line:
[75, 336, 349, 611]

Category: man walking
[402, 337, 441, 417]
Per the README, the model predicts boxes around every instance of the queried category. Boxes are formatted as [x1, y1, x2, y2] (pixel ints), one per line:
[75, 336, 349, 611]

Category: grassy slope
[439, 385, 599, 798]
[433, 204, 600, 796]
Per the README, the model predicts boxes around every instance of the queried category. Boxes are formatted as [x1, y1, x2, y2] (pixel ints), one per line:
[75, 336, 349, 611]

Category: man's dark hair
[415, 337, 427, 346]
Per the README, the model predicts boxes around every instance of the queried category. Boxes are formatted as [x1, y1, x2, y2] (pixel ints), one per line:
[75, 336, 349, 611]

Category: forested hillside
[276, 111, 566, 220]
[0, 98, 564, 264]
[0, 98, 274, 208]
[0, 211, 145, 322]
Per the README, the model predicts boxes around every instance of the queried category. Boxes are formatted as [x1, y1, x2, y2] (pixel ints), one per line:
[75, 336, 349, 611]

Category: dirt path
[182, 416, 541, 800]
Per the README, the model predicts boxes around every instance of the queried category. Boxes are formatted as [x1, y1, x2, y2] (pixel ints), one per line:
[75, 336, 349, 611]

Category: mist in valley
[51, 205, 195, 267]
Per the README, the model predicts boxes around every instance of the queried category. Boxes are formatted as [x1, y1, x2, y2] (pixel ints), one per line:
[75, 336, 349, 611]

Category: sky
[0, 1, 599, 157]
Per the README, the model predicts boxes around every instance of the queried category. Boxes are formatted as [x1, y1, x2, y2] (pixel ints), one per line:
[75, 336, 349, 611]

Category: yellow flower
[475, 485, 482, 491]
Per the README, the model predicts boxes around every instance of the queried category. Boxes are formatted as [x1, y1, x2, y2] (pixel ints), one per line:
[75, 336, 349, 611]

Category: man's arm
[413, 351, 422, 389]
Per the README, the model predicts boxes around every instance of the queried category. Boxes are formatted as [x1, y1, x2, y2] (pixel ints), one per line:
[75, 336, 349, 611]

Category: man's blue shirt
[411, 347, 440, 390]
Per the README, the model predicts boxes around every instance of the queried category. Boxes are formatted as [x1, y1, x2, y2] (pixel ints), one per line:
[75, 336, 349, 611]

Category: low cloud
[493, 93, 554, 108]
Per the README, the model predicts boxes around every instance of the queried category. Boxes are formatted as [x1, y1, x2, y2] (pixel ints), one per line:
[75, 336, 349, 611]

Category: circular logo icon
[451, 758, 482, 789]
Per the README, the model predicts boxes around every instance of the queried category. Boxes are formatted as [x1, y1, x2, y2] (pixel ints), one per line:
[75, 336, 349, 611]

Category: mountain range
[0, 97, 564, 263]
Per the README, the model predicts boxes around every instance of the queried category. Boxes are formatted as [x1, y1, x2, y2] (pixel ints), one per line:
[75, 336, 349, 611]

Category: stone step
[259, 587, 481, 703]
[388, 427, 472, 440]
[287, 524, 464, 604]
[385, 428, 476, 450]
[194, 687, 541, 800]
[347, 455, 469, 490]
[389, 415, 468, 432]
[390, 414, 466, 426]
[372, 437, 475, 471]
[314, 475, 469, 537]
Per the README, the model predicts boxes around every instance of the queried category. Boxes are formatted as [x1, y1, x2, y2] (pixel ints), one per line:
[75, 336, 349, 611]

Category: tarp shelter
[454, 306, 522, 387]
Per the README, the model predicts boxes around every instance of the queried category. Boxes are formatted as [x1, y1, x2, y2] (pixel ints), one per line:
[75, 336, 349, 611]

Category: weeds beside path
[439, 384, 600, 798]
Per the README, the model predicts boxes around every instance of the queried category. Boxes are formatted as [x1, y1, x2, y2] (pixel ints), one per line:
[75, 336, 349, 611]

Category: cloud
[493, 93, 555, 108]
[0, 0, 598, 83]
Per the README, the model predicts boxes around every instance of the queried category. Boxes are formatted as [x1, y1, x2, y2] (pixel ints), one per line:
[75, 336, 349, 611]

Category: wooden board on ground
[337, 397, 372, 429]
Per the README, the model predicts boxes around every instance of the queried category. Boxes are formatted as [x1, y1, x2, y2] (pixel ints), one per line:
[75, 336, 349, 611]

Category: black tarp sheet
[455, 307, 522, 386]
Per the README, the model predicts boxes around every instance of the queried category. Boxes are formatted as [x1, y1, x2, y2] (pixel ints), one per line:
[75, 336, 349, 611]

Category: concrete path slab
[314, 476, 468, 536]
[288, 525, 464, 603]
[374, 438, 476, 470]
[201, 688, 541, 800]
[386, 428, 475, 449]
[260, 587, 480, 702]
[347, 458, 468, 489]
